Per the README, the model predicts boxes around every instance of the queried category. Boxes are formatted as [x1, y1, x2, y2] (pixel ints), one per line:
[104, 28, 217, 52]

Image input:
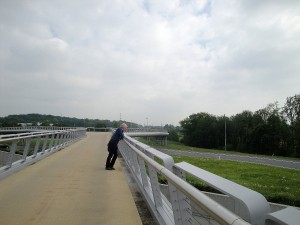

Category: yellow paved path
[0, 132, 142, 225]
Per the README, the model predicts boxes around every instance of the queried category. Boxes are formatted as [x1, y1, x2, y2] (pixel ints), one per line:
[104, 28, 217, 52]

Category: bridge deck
[0, 132, 142, 225]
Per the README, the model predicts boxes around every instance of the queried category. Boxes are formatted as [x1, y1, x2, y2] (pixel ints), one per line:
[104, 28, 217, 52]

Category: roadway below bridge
[160, 149, 300, 170]
[0, 132, 142, 225]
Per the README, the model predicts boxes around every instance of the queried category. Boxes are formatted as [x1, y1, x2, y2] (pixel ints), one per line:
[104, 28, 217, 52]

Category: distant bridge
[86, 127, 169, 144]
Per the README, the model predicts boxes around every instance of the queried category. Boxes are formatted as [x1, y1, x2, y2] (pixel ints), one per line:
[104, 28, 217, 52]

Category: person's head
[120, 123, 128, 131]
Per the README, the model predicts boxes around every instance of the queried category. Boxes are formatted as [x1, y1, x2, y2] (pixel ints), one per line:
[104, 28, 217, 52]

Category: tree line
[180, 94, 300, 158]
[0, 113, 140, 129]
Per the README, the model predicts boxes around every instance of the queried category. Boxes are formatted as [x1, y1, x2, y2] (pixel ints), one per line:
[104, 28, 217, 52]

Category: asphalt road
[160, 149, 300, 170]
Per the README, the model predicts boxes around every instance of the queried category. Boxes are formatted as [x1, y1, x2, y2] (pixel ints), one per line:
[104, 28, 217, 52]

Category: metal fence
[119, 136, 250, 225]
[119, 134, 300, 225]
[0, 126, 81, 131]
[0, 128, 86, 180]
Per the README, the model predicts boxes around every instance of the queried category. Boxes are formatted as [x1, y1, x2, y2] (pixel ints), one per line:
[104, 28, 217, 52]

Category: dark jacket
[108, 127, 124, 147]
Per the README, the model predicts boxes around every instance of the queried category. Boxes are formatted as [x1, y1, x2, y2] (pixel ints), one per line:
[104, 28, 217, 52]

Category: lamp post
[146, 117, 148, 131]
[224, 114, 227, 151]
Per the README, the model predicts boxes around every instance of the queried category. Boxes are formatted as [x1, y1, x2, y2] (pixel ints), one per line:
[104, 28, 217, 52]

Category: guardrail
[120, 135, 250, 225]
[0, 131, 52, 139]
[126, 128, 168, 132]
[0, 126, 81, 131]
[0, 128, 86, 180]
[119, 134, 300, 225]
[174, 162, 270, 225]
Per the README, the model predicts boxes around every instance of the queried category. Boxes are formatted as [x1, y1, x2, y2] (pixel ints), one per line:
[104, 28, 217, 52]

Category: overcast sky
[1, 0, 299, 126]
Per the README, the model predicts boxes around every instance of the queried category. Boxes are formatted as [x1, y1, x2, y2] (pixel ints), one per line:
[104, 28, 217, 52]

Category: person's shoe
[105, 167, 113, 170]
[110, 167, 116, 170]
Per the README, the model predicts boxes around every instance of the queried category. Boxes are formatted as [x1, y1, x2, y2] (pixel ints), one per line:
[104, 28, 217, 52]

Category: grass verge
[173, 155, 300, 207]
[137, 138, 300, 206]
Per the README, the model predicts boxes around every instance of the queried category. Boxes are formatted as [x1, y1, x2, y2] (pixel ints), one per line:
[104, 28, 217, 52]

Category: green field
[138, 138, 300, 206]
[172, 155, 300, 207]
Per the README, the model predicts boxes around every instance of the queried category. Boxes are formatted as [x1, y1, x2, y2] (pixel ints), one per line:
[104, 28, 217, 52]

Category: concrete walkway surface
[0, 132, 142, 225]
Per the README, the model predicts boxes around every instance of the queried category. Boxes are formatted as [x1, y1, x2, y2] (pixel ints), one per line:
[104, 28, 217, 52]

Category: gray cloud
[1, 0, 300, 125]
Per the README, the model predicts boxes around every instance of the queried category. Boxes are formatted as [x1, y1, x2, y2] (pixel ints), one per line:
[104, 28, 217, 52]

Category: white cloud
[1, 0, 300, 125]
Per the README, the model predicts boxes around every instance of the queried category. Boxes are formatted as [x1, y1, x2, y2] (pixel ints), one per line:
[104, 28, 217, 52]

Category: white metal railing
[126, 128, 168, 133]
[0, 131, 53, 139]
[0, 126, 81, 131]
[119, 134, 300, 225]
[174, 162, 270, 225]
[0, 128, 86, 180]
[119, 135, 251, 225]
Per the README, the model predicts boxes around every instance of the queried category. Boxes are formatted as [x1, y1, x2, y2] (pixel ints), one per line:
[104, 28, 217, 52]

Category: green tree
[95, 122, 106, 128]
[230, 111, 254, 152]
[248, 103, 289, 155]
[164, 124, 179, 141]
[294, 118, 300, 157]
[265, 114, 290, 156]
[282, 94, 300, 156]
[180, 112, 219, 148]
[283, 94, 300, 124]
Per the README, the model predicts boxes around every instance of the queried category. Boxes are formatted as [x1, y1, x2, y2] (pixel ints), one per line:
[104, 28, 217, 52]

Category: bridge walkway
[0, 132, 142, 225]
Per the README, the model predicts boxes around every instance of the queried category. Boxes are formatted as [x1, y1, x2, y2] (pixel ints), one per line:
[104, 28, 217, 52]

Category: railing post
[33, 136, 41, 157]
[131, 151, 141, 181]
[42, 134, 49, 154]
[6, 139, 18, 168]
[169, 183, 184, 225]
[172, 166, 192, 225]
[148, 164, 163, 208]
[64, 132, 70, 145]
[137, 156, 149, 189]
[22, 138, 31, 162]
[48, 134, 55, 151]
[73, 131, 77, 141]
[54, 133, 60, 150]
[60, 133, 66, 147]
[70, 131, 75, 142]
[132, 150, 141, 178]
[123, 143, 130, 161]
[69, 131, 74, 142]
[126, 144, 135, 170]
[58, 132, 65, 149]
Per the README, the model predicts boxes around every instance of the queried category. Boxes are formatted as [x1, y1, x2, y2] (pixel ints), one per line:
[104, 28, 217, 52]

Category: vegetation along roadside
[140, 138, 300, 207]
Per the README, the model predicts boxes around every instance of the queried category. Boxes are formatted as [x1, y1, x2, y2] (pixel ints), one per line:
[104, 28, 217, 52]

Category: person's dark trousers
[106, 144, 118, 168]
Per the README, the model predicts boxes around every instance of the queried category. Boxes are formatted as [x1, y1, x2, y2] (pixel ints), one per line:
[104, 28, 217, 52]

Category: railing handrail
[0, 128, 86, 180]
[174, 162, 270, 225]
[124, 135, 173, 170]
[0, 129, 85, 142]
[119, 132, 300, 225]
[0, 131, 52, 139]
[0, 126, 84, 131]
[121, 139, 250, 225]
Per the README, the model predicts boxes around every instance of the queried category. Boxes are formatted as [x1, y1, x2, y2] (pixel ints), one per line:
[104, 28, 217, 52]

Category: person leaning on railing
[105, 123, 128, 170]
